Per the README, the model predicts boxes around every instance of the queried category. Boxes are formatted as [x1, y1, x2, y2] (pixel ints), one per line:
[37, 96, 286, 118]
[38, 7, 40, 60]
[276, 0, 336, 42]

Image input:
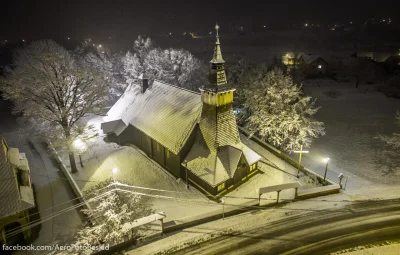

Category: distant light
[169, 32, 172, 35]
[67, 37, 70, 40]
[22, 39, 25, 42]
[323, 158, 330, 163]
[108, 36, 112, 39]
[318, 65, 322, 69]
[263, 25, 266, 28]
[209, 31, 212, 34]
[305, 23, 308, 27]
[350, 21, 353, 24]
[98, 44, 102, 48]
[93, 44, 95, 46]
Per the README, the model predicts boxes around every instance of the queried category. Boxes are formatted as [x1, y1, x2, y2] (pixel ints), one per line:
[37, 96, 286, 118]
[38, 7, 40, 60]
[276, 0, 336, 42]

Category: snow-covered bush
[242, 67, 325, 152]
[69, 179, 153, 255]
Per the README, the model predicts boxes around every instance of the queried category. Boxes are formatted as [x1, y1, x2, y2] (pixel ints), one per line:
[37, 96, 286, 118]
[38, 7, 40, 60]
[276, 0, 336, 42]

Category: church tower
[199, 24, 241, 152]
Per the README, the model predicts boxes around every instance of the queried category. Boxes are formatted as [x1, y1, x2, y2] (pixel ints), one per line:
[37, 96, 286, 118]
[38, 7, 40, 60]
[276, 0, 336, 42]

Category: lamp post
[293, 145, 309, 178]
[323, 158, 330, 184]
[73, 138, 86, 168]
[184, 160, 189, 189]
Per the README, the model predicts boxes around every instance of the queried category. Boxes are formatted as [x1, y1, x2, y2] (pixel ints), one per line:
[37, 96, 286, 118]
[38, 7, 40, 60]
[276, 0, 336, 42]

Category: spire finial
[215, 23, 220, 43]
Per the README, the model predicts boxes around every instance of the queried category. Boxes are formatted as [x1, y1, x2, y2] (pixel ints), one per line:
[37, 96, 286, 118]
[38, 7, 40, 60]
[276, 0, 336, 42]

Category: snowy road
[170, 199, 400, 255]
[0, 99, 82, 253]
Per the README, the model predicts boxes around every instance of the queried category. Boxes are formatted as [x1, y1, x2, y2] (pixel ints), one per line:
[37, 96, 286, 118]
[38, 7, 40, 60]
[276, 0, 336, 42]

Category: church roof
[183, 129, 260, 187]
[199, 103, 241, 152]
[103, 80, 202, 154]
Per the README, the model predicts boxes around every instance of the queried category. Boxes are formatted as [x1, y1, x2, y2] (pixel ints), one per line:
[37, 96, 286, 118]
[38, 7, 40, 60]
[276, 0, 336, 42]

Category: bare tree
[0, 40, 108, 173]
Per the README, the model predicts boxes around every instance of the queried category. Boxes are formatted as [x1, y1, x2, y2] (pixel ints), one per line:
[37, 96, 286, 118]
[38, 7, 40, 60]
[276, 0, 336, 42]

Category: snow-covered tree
[75, 43, 125, 103]
[243, 67, 325, 152]
[377, 111, 400, 150]
[69, 180, 153, 255]
[145, 48, 207, 90]
[122, 35, 206, 91]
[123, 35, 154, 86]
[0, 40, 108, 173]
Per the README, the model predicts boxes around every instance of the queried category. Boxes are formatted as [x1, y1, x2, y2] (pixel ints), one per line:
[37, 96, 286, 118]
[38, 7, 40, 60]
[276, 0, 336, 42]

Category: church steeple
[208, 24, 227, 88]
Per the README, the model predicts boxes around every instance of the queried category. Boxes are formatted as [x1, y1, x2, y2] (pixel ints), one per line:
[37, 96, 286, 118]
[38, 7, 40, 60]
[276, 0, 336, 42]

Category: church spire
[211, 24, 224, 64]
[208, 23, 227, 87]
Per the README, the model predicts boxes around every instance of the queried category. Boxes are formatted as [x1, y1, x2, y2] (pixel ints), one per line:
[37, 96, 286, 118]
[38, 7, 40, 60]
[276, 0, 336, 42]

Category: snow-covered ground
[293, 80, 400, 191]
[56, 114, 315, 223]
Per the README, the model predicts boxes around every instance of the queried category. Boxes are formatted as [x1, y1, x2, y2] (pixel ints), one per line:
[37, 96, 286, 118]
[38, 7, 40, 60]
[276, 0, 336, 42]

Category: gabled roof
[0, 137, 34, 219]
[303, 55, 327, 65]
[184, 129, 242, 186]
[184, 128, 261, 187]
[103, 80, 203, 154]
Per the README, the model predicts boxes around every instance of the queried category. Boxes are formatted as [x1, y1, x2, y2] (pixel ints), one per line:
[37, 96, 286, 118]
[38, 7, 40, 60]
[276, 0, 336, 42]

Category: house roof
[302, 55, 327, 65]
[103, 80, 203, 154]
[0, 137, 34, 219]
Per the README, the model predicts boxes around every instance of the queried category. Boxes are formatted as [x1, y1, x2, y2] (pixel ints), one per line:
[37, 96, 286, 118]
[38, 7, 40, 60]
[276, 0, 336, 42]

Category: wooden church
[101, 25, 261, 198]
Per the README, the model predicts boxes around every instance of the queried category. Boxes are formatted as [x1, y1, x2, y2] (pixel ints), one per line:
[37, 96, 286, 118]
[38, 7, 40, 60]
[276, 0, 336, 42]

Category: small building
[101, 25, 261, 199]
[0, 137, 35, 246]
[301, 55, 329, 76]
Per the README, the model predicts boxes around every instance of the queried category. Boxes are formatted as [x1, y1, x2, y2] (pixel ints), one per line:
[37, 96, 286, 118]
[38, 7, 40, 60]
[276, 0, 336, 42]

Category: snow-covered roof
[103, 80, 202, 154]
[0, 137, 35, 219]
[199, 102, 241, 152]
[184, 129, 260, 187]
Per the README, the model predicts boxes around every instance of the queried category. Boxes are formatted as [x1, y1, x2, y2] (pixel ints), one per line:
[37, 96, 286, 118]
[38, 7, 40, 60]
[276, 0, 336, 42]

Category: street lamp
[73, 138, 86, 167]
[293, 145, 309, 178]
[112, 167, 119, 182]
[323, 157, 330, 183]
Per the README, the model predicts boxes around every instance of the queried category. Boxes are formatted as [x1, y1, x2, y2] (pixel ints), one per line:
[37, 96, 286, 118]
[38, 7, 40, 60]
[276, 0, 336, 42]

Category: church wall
[165, 149, 180, 178]
[179, 125, 198, 177]
[152, 140, 164, 168]
[233, 155, 249, 184]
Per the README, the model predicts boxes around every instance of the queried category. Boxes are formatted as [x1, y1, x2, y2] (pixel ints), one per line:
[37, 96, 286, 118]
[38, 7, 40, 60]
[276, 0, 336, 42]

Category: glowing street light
[112, 167, 119, 183]
[293, 145, 309, 178]
[73, 138, 86, 167]
[323, 157, 330, 183]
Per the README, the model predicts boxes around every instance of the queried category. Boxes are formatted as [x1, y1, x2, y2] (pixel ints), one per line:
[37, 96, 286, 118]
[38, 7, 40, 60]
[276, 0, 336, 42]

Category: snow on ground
[293, 80, 400, 191]
[56, 115, 316, 224]
[126, 195, 354, 255]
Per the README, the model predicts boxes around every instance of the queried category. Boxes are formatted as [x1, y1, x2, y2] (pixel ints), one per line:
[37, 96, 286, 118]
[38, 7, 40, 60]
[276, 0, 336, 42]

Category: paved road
[0, 99, 82, 253]
[171, 199, 400, 255]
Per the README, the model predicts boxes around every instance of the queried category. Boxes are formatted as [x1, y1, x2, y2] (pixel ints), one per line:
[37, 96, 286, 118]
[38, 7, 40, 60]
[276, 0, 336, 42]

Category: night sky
[0, 0, 399, 41]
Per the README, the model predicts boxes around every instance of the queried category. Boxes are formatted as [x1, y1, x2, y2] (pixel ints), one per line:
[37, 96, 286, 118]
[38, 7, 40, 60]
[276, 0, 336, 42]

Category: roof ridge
[153, 79, 201, 95]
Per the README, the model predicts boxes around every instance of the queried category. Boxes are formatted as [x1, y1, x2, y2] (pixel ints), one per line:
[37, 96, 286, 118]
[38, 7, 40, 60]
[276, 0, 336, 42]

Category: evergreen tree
[243, 67, 325, 152]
